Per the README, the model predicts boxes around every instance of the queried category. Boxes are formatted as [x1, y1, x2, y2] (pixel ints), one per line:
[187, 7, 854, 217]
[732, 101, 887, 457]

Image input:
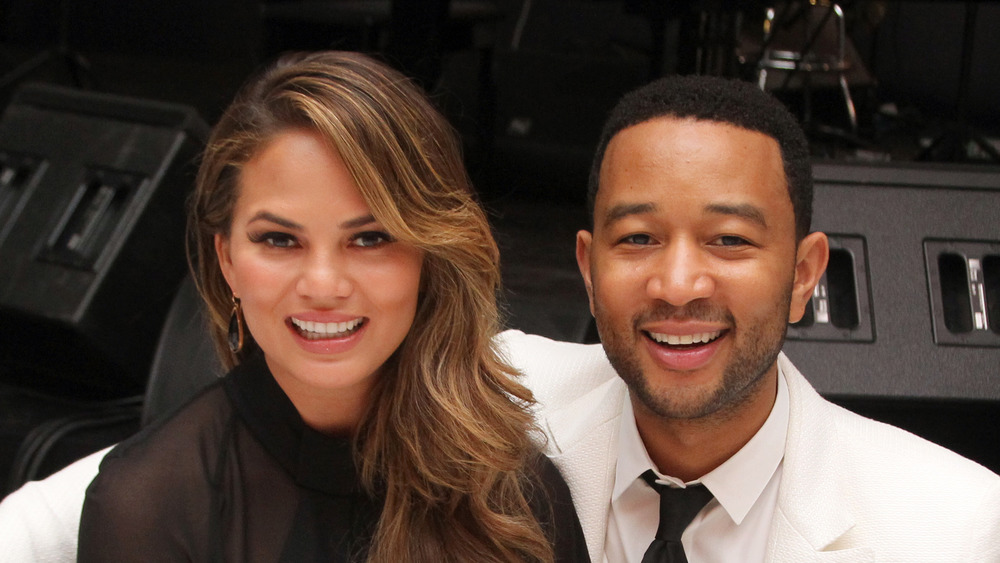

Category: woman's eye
[250, 232, 298, 248]
[353, 231, 393, 248]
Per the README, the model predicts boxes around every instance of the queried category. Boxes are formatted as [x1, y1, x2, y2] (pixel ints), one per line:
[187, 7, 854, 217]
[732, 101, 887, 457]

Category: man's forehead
[598, 117, 784, 179]
[593, 117, 791, 230]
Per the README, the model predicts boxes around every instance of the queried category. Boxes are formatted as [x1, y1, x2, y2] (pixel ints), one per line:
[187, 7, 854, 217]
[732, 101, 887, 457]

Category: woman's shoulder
[524, 451, 592, 562]
[78, 383, 236, 560]
[95, 382, 232, 491]
[526, 451, 566, 489]
[524, 451, 575, 515]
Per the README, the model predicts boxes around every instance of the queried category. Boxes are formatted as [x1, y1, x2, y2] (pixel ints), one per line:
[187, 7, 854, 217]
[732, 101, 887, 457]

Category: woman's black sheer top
[78, 352, 590, 562]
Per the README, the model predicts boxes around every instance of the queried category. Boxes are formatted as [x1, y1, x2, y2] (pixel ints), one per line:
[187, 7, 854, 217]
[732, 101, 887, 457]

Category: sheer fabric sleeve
[78, 451, 205, 561]
[77, 388, 230, 562]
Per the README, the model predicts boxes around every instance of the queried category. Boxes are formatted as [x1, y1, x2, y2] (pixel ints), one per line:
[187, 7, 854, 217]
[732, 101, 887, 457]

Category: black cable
[5, 396, 142, 495]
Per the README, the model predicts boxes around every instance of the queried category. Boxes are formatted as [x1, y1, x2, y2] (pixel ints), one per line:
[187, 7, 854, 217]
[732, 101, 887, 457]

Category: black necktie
[640, 469, 714, 563]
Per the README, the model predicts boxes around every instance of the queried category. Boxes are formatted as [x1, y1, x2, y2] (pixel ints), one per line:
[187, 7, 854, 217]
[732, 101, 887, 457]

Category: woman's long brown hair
[187, 51, 553, 562]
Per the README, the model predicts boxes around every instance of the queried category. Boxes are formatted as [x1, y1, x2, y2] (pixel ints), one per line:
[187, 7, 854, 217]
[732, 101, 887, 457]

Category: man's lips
[645, 329, 723, 346]
[641, 328, 729, 371]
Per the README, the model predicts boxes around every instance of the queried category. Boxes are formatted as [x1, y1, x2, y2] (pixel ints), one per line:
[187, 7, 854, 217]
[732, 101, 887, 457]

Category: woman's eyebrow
[340, 214, 376, 229]
[247, 212, 376, 230]
[248, 211, 302, 230]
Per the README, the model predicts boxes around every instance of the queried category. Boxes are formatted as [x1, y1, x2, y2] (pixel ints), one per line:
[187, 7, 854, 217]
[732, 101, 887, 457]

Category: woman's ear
[215, 233, 236, 296]
[788, 232, 829, 324]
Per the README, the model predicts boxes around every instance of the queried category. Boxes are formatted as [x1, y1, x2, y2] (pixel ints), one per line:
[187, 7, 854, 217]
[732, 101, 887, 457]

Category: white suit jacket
[496, 330, 1000, 563]
[3, 330, 999, 562]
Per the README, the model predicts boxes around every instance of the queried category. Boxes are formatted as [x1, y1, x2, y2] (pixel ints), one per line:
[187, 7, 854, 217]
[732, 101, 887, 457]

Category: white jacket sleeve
[0, 446, 110, 563]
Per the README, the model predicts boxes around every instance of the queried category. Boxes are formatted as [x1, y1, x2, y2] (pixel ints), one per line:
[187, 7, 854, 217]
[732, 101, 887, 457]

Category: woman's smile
[289, 316, 366, 340]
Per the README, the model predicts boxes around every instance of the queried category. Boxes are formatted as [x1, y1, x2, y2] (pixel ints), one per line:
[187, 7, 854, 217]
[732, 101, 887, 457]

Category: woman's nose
[296, 250, 354, 301]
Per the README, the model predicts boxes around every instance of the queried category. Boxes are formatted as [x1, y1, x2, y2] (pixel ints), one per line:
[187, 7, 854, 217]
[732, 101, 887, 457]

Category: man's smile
[645, 329, 723, 347]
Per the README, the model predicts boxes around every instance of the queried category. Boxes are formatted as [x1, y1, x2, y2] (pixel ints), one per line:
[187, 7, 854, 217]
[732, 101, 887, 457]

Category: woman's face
[216, 128, 424, 433]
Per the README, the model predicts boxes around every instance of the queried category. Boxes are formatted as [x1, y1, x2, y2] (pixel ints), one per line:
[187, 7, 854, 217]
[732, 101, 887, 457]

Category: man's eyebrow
[705, 203, 767, 228]
[603, 202, 656, 226]
[248, 211, 302, 230]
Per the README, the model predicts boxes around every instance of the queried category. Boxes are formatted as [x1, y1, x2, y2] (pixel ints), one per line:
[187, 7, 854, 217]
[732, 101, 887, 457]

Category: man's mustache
[633, 301, 735, 327]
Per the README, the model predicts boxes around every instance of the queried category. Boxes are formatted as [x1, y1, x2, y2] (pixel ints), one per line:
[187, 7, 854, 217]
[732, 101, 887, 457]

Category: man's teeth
[291, 318, 364, 339]
[648, 330, 721, 346]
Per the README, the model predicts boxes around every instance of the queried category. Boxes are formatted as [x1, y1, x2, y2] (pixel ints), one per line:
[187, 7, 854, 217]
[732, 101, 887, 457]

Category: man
[498, 75, 1000, 562]
[3, 76, 999, 562]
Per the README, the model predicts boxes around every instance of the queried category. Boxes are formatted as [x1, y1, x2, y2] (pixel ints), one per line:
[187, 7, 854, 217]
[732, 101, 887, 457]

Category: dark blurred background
[0, 0, 998, 498]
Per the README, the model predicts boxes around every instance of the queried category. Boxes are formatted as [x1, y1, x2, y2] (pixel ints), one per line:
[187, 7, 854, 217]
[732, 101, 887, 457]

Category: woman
[77, 51, 588, 562]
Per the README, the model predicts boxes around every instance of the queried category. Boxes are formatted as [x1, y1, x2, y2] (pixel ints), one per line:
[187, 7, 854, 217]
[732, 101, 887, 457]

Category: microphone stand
[916, 0, 999, 162]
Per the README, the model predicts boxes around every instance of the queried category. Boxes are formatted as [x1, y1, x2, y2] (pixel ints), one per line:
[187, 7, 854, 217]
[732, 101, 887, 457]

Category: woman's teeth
[648, 330, 721, 346]
[291, 317, 364, 339]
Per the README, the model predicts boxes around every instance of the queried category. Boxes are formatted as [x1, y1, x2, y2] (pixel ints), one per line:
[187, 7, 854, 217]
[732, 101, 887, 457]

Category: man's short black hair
[588, 75, 813, 240]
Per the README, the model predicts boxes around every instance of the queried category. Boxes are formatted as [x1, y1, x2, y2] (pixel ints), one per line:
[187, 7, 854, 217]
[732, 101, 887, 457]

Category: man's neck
[633, 367, 779, 482]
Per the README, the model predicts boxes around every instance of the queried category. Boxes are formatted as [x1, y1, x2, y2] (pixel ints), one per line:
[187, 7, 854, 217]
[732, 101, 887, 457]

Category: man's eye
[716, 235, 748, 247]
[621, 234, 653, 245]
[353, 231, 394, 248]
[250, 232, 299, 248]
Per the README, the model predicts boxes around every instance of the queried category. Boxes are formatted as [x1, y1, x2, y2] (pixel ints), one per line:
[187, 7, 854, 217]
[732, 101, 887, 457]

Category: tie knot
[640, 470, 714, 542]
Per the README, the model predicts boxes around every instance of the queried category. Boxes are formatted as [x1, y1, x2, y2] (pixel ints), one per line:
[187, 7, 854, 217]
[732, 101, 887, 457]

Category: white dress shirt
[604, 369, 790, 563]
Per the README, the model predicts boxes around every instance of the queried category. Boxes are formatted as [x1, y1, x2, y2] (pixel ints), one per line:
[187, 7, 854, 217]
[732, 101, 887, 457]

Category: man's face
[577, 117, 826, 421]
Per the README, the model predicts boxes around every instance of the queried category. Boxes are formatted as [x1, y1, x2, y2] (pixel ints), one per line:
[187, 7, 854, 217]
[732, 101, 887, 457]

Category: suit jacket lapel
[768, 508, 873, 562]
[541, 377, 627, 563]
[766, 354, 871, 561]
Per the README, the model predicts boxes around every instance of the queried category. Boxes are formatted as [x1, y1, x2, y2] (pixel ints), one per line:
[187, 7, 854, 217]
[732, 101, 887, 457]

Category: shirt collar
[613, 367, 789, 525]
[612, 397, 655, 501]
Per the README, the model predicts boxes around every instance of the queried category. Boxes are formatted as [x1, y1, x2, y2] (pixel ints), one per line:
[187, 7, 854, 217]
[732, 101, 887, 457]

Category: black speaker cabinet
[782, 161, 1000, 401]
[0, 83, 208, 397]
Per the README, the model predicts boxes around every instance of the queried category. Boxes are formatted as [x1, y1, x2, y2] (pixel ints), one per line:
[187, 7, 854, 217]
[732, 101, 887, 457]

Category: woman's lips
[290, 317, 365, 340]
[285, 315, 368, 354]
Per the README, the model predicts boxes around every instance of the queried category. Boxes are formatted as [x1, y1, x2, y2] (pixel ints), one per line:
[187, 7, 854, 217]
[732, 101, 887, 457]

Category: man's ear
[788, 231, 829, 323]
[576, 230, 596, 316]
[215, 233, 236, 296]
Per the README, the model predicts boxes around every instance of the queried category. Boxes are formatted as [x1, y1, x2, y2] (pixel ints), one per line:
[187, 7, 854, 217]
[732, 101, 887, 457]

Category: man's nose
[645, 240, 715, 306]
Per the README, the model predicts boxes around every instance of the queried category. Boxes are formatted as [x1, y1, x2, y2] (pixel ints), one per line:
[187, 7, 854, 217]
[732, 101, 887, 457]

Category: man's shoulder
[781, 353, 998, 484]
[495, 329, 619, 408]
[824, 398, 997, 484]
[778, 356, 1000, 558]
[781, 354, 999, 526]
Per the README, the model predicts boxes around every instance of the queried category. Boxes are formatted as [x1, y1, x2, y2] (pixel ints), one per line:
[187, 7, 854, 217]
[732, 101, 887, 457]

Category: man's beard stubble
[594, 291, 792, 422]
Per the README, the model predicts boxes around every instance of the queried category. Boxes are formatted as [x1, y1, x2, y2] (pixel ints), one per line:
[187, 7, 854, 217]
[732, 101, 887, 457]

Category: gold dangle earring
[228, 295, 245, 353]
